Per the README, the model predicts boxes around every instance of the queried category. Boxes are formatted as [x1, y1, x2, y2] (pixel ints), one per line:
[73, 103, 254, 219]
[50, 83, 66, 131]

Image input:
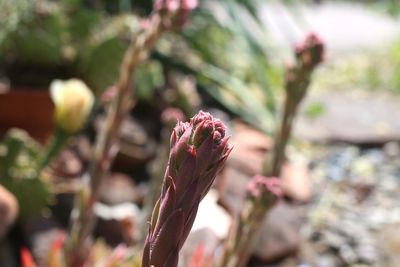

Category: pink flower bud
[181, 0, 198, 10]
[154, 0, 180, 12]
[246, 175, 283, 206]
[295, 33, 325, 69]
[142, 111, 232, 267]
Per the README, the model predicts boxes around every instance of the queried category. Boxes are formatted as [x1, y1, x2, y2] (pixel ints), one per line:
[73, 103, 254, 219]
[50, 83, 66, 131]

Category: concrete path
[259, 1, 400, 54]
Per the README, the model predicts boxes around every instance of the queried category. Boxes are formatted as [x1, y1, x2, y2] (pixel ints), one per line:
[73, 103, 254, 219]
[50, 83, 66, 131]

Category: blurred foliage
[0, 0, 33, 43]
[156, 0, 283, 134]
[0, 129, 51, 221]
[1, 0, 284, 134]
[305, 101, 325, 119]
[0, 0, 141, 93]
[335, 0, 400, 16]
[313, 40, 400, 94]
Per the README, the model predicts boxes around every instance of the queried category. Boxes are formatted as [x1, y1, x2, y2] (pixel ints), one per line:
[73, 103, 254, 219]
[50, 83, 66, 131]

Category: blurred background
[1, 0, 400, 266]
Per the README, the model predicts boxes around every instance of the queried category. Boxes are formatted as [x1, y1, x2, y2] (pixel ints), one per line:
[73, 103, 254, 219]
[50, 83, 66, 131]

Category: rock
[339, 244, 357, 265]
[191, 190, 231, 239]
[383, 141, 400, 158]
[217, 166, 248, 215]
[50, 149, 83, 179]
[95, 116, 157, 172]
[295, 90, 400, 144]
[356, 243, 379, 264]
[252, 201, 306, 263]
[228, 120, 271, 176]
[281, 162, 312, 203]
[313, 254, 339, 267]
[93, 202, 140, 246]
[99, 173, 141, 205]
[95, 173, 142, 246]
[0, 185, 18, 237]
[115, 116, 157, 171]
[179, 228, 221, 267]
[321, 231, 347, 250]
[179, 190, 231, 267]
[379, 225, 400, 267]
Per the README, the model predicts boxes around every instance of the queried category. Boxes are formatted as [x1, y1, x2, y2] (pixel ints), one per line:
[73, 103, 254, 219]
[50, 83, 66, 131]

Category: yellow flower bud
[50, 79, 94, 134]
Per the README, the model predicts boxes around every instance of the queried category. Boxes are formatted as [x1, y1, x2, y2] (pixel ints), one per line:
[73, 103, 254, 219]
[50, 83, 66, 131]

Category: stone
[99, 173, 140, 205]
[191, 190, 231, 239]
[50, 149, 83, 179]
[179, 190, 231, 266]
[281, 162, 312, 203]
[321, 231, 347, 250]
[295, 90, 400, 144]
[339, 244, 357, 265]
[228, 120, 271, 176]
[383, 141, 400, 158]
[252, 201, 306, 263]
[379, 225, 400, 267]
[356, 244, 379, 264]
[294, 90, 400, 144]
[93, 202, 140, 246]
[313, 254, 339, 267]
[217, 166, 248, 216]
[179, 228, 220, 267]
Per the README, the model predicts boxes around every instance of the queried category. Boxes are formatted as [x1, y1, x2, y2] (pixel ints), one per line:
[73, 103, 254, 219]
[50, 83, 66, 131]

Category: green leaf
[76, 37, 126, 94]
[3, 12, 65, 65]
[0, 129, 52, 221]
[134, 60, 164, 100]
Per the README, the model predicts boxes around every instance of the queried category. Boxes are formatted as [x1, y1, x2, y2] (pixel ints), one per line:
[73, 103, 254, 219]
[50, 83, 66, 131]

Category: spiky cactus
[142, 111, 232, 267]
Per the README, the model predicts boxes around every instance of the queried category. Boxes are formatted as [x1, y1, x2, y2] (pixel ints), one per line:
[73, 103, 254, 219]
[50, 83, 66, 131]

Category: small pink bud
[294, 32, 325, 69]
[246, 175, 283, 206]
[154, 0, 179, 12]
[181, 0, 198, 10]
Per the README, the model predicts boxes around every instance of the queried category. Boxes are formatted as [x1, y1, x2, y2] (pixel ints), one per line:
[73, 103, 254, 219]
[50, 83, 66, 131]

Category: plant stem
[217, 199, 267, 267]
[64, 14, 169, 267]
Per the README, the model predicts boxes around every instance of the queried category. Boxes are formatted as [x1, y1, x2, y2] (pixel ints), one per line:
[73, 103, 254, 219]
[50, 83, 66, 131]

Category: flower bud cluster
[295, 33, 324, 71]
[246, 175, 282, 207]
[154, 0, 198, 27]
[142, 111, 231, 267]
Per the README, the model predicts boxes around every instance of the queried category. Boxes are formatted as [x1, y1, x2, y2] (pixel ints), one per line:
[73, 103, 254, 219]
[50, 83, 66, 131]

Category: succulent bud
[246, 175, 283, 207]
[50, 79, 94, 134]
[142, 111, 231, 267]
[154, 0, 198, 26]
[154, 0, 179, 12]
[295, 33, 324, 70]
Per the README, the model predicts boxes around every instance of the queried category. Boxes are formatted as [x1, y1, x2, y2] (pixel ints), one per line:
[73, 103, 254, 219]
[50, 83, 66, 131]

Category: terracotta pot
[0, 89, 54, 142]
